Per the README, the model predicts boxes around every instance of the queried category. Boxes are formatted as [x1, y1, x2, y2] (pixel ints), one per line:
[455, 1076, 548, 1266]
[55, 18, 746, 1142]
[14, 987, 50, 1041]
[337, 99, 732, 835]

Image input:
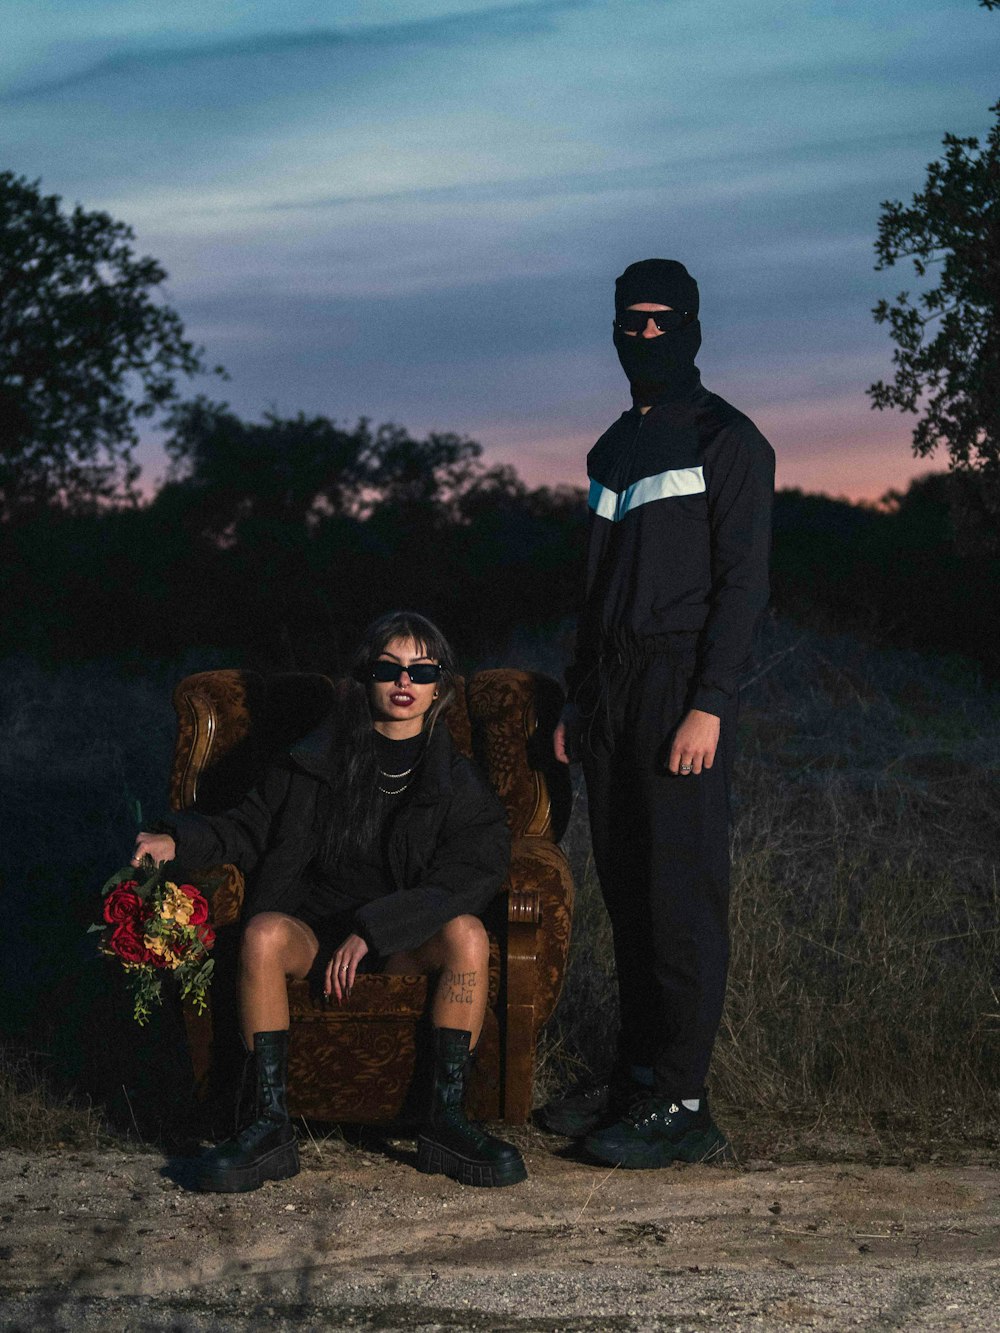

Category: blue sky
[4, 0, 998, 497]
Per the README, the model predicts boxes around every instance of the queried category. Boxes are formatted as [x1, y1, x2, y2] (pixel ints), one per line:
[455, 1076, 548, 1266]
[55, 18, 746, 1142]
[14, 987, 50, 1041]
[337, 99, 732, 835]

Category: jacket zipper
[614, 410, 646, 523]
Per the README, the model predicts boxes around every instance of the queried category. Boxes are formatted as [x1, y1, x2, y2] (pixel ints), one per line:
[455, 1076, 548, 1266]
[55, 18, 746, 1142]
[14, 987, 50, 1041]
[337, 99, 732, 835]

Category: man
[542, 258, 775, 1168]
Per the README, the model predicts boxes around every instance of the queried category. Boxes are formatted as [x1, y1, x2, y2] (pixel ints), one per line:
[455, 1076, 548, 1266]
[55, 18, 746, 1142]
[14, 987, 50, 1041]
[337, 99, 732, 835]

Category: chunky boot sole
[196, 1138, 300, 1194]
[416, 1133, 527, 1188]
[585, 1125, 731, 1170]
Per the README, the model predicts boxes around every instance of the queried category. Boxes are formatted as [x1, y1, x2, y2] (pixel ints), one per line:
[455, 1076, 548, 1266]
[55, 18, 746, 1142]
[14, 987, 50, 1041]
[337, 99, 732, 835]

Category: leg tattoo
[442, 968, 477, 1006]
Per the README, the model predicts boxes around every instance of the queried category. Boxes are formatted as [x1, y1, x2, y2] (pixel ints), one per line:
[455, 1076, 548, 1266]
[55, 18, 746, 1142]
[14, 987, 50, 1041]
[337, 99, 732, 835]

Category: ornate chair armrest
[201, 864, 245, 928]
[499, 835, 575, 1121]
[507, 885, 542, 926]
[505, 836, 574, 1028]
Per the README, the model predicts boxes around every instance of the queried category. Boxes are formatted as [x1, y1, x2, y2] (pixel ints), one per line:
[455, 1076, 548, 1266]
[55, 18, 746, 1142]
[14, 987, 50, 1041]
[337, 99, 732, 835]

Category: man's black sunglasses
[615, 308, 695, 334]
[369, 660, 443, 684]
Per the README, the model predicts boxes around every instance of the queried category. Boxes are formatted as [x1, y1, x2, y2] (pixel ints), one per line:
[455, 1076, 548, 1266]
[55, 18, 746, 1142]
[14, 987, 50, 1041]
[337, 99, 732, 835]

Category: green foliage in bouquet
[90, 857, 218, 1025]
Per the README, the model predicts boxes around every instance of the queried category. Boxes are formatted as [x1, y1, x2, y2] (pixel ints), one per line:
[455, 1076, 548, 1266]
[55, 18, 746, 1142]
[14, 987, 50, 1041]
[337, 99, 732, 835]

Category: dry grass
[0, 1046, 109, 1150]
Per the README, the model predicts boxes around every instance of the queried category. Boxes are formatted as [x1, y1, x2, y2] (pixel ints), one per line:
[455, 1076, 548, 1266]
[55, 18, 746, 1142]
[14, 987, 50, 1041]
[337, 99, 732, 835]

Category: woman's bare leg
[238, 912, 319, 1046]
[383, 914, 490, 1047]
[388, 915, 525, 1186]
[195, 912, 314, 1192]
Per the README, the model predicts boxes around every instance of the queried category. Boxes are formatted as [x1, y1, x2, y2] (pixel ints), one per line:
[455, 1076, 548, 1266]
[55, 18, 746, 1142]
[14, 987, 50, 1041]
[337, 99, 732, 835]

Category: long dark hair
[322, 611, 457, 862]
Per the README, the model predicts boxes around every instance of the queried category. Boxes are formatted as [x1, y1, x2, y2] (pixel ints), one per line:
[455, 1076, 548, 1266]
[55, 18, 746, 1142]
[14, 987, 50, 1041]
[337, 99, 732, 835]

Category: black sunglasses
[369, 660, 443, 684]
[615, 308, 695, 334]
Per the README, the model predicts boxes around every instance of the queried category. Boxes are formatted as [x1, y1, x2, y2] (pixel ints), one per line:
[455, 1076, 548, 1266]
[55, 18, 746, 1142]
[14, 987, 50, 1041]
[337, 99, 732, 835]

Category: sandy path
[1, 1135, 998, 1331]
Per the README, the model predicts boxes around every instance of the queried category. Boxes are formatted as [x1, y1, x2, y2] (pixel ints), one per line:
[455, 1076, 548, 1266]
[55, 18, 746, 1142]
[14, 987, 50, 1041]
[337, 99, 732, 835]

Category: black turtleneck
[296, 728, 428, 940]
[374, 729, 425, 785]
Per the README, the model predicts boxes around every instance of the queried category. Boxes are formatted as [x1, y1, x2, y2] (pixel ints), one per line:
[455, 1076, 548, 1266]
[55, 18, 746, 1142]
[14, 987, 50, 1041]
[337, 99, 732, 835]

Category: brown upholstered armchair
[170, 668, 574, 1124]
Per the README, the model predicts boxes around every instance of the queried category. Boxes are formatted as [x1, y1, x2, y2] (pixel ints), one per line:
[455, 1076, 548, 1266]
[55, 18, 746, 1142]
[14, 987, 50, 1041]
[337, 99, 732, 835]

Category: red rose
[104, 883, 143, 925]
[176, 885, 210, 925]
[175, 922, 215, 961]
[109, 921, 152, 965]
[195, 922, 216, 951]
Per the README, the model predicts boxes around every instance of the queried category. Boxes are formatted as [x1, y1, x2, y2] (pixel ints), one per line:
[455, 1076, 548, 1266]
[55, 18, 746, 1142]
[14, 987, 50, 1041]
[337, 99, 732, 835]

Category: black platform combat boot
[416, 1026, 527, 1188]
[195, 1029, 300, 1193]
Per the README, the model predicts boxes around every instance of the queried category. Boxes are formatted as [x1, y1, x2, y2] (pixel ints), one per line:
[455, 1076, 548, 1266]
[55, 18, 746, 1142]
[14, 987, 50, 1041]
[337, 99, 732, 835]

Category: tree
[162, 398, 485, 534]
[867, 100, 1000, 526]
[161, 398, 374, 534]
[0, 172, 215, 515]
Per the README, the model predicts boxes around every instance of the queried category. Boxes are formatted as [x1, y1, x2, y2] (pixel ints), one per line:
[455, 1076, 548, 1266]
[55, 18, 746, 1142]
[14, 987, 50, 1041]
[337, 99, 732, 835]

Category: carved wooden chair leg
[182, 1004, 214, 1100]
[502, 891, 541, 1123]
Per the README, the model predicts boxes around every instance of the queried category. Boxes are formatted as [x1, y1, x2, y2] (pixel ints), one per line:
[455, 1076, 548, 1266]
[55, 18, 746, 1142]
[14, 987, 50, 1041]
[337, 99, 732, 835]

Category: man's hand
[326, 933, 369, 1003]
[132, 831, 176, 866]
[554, 702, 582, 765]
[668, 708, 721, 776]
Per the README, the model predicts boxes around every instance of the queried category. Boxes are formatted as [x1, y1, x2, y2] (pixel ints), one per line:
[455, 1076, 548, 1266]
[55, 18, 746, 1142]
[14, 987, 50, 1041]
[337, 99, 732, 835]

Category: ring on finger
[679, 762, 694, 774]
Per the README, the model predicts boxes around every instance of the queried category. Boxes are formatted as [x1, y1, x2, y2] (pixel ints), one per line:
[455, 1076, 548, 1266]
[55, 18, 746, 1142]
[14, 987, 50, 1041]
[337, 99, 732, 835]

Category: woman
[133, 611, 524, 1192]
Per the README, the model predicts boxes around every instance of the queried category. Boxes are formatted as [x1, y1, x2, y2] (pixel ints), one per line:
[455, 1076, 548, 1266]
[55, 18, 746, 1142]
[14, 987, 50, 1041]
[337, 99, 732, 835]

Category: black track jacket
[568, 384, 775, 717]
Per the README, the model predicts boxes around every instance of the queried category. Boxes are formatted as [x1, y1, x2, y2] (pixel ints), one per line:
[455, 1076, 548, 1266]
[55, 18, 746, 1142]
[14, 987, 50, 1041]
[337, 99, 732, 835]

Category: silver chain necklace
[376, 737, 426, 795]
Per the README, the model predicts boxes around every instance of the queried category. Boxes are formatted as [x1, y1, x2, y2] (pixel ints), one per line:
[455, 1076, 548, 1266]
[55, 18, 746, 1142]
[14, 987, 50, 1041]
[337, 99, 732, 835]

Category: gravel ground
[1, 1131, 998, 1331]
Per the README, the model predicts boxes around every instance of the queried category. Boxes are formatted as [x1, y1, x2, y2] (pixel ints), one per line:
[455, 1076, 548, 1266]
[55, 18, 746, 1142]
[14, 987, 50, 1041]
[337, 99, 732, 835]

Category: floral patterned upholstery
[171, 667, 574, 1123]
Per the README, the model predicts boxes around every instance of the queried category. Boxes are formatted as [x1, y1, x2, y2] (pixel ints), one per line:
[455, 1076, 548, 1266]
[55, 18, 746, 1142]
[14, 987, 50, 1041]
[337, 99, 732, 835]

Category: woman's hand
[668, 708, 721, 776]
[132, 831, 176, 866]
[326, 933, 369, 1003]
[554, 702, 582, 765]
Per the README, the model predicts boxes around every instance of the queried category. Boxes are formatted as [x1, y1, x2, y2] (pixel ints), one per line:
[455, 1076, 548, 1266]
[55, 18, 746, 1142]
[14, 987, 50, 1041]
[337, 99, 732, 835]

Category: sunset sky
[4, 1, 998, 499]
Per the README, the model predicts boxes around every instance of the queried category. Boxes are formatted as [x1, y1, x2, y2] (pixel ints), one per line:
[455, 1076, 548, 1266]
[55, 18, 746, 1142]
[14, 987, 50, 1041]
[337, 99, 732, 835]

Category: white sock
[681, 1098, 700, 1111]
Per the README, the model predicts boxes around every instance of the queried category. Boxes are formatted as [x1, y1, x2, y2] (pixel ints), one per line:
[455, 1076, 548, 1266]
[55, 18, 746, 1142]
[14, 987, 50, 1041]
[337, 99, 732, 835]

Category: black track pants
[582, 653, 736, 1099]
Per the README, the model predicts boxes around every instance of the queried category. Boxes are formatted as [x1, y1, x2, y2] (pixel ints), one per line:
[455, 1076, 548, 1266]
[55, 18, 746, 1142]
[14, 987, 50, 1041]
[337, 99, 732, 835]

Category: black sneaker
[583, 1091, 730, 1168]
[538, 1072, 648, 1138]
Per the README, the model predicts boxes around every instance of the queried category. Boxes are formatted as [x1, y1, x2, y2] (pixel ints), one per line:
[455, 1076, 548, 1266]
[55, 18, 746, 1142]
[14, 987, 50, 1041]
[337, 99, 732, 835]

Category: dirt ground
[1, 1128, 998, 1332]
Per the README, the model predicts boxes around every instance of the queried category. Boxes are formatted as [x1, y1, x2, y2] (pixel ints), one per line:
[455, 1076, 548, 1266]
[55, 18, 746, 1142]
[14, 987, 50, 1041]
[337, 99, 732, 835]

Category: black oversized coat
[166, 717, 511, 957]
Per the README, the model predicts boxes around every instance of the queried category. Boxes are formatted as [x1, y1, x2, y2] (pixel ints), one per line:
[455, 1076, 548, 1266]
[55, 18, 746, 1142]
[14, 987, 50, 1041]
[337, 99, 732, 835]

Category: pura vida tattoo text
[443, 968, 477, 1005]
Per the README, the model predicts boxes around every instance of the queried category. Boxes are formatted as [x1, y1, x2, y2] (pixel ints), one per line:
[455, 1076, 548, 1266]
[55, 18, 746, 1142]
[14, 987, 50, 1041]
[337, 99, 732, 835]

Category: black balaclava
[613, 258, 702, 406]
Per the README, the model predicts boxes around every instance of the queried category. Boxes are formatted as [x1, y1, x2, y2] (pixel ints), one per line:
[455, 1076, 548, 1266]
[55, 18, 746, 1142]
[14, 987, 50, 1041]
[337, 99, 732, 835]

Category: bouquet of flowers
[91, 857, 217, 1025]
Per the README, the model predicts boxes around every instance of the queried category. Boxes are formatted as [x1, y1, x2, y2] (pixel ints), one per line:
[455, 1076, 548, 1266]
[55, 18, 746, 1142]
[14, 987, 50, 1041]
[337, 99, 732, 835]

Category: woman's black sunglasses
[369, 660, 443, 684]
[615, 309, 695, 334]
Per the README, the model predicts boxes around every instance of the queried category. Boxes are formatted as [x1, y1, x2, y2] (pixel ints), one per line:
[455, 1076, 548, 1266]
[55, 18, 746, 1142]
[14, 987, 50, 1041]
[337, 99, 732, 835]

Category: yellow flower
[159, 883, 194, 927]
[145, 934, 183, 970]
